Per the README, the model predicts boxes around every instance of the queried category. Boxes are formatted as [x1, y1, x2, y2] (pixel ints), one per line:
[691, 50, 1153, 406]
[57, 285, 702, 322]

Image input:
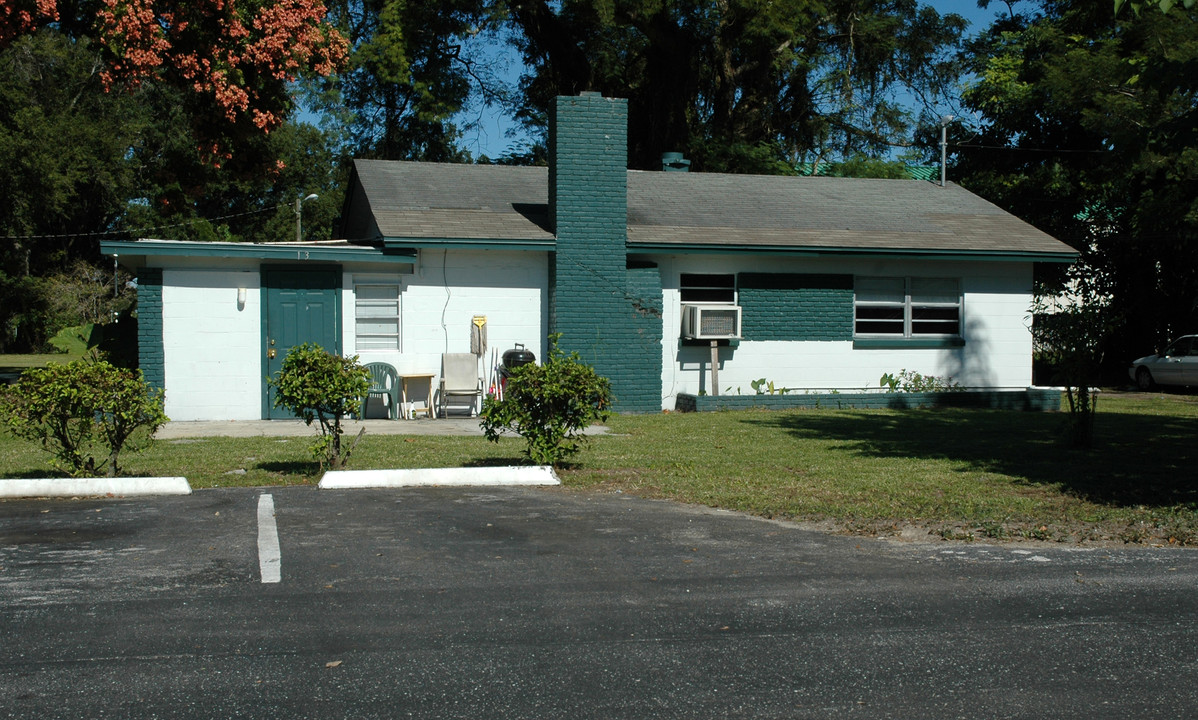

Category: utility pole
[939, 116, 954, 187]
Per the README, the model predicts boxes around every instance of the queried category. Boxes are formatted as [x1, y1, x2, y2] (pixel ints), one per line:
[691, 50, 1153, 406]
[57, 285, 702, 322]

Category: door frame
[260, 264, 343, 418]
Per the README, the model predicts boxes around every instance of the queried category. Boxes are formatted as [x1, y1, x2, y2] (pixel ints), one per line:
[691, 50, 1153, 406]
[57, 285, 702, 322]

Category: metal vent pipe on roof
[662, 152, 691, 172]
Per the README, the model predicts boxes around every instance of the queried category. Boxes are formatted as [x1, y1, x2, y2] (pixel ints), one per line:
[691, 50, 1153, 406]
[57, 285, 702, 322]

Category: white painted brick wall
[157, 254, 549, 422]
[342, 250, 549, 409]
[162, 269, 262, 420]
[155, 251, 1036, 419]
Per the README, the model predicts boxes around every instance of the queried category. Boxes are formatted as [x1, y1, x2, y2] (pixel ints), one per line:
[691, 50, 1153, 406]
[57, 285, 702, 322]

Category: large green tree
[505, 0, 968, 172]
[316, 1, 968, 170]
[955, 0, 1198, 372]
[0, 27, 345, 352]
[319, 0, 500, 160]
[1, 1, 348, 241]
[1, 2, 350, 353]
[0, 30, 146, 351]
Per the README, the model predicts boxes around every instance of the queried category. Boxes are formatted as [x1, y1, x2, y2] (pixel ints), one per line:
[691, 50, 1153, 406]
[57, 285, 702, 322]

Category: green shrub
[268, 343, 370, 469]
[2, 358, 167, 477]
[879, 369, 961, 393]
[480, 335, 612, 467]
[1031, 298, 1108, 449]
[750, 378, 790, 395]
[47, 323, 100, 356]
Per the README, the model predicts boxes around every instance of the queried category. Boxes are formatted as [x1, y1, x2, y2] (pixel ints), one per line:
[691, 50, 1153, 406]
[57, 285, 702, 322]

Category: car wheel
[1135, 367, 1154, 391]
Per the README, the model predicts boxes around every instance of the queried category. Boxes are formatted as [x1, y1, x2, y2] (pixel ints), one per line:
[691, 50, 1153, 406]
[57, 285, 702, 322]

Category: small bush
[268, 343, 370, 469]
[2, 358, 168, 477]
[750, 378, 790, 395]
[480, 334, 612, 467]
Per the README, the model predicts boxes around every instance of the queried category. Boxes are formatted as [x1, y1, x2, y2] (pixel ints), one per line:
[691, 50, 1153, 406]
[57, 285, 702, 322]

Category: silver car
[1129, 335, 1198, 389]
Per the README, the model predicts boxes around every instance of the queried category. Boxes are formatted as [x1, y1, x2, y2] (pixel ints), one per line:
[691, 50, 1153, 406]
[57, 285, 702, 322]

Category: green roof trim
[380, 237, 555, 252]
[101, 240, 417, 264]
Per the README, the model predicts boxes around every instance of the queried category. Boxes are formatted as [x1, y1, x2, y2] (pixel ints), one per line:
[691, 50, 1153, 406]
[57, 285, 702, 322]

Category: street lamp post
[295, 193, 319, 242]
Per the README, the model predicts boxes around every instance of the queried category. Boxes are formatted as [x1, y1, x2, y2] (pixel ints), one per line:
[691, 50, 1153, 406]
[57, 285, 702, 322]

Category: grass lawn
[0, 353, 78, 372]
[2, 391, 1196, 546]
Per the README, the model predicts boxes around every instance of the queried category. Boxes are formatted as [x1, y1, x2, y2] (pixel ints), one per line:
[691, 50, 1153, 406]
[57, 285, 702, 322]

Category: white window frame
[854, 277, 961, 339]
[354, 279, 402, 352]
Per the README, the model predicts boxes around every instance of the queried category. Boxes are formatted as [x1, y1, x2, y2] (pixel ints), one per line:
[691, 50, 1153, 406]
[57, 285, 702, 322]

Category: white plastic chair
[438, 353, 483, 417]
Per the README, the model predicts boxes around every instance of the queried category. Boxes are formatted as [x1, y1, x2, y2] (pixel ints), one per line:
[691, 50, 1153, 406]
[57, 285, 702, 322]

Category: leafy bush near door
[268, 343, 370, 469]
[1, 358, 168, 477]
[480, 334, 612, 467]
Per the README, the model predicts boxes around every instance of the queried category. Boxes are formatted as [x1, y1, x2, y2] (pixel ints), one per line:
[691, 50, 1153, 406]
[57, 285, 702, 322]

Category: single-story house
[102, 92, 1077, 420]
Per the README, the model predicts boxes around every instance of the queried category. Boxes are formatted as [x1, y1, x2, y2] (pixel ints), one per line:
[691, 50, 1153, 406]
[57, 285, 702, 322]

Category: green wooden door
[262, 267, 341, 419]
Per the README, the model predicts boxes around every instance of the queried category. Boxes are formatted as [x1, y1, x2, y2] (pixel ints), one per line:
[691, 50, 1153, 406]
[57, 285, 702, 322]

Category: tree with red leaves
[0, 0, 347, 144]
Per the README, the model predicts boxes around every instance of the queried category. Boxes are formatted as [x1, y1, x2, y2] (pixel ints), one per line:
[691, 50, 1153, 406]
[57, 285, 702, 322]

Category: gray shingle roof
[346, 161, 550, 242]
[345, 159, 1075, 257]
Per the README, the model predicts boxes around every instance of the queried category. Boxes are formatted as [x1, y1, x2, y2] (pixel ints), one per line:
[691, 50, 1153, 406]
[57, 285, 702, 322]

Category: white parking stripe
[257, 494, 281, 584]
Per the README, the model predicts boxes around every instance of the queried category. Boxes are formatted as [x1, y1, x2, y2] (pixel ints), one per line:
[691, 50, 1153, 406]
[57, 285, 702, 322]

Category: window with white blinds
[355, 283, 400, 351]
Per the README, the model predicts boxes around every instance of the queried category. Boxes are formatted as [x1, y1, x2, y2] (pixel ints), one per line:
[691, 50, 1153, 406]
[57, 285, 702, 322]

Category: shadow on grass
[256, 460, 320, 477]
[0, 469, 71, 479]
[741, 407, 1198, 509]
[462, 456, 534, 468]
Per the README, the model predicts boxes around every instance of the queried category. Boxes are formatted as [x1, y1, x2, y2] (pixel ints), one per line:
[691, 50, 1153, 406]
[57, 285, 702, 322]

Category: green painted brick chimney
[549, 93, 663, 413]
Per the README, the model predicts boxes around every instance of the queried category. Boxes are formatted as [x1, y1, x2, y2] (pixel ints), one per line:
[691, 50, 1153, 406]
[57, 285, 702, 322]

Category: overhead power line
[954, 142, 1111, 154]
[1, 203, 288, 241]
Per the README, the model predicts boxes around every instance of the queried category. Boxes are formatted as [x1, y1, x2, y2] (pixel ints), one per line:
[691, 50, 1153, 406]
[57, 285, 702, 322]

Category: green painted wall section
[738, 273, 853, 341]
[136, 268, 165, 392]
[625, 264, 665, 408]
[550, 94, 662, 413]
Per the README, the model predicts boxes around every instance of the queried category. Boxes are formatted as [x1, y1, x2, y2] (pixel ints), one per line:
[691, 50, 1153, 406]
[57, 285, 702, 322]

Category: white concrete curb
[0, 477, 192, 498]
[319, 466, 560, 489]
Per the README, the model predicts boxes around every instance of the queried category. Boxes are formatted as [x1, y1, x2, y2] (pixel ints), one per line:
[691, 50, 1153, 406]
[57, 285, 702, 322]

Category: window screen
[680, 273, 736, 304]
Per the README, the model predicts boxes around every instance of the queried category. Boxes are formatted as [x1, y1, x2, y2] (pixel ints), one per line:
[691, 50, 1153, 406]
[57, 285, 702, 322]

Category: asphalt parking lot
[2, 486, 1196, 719]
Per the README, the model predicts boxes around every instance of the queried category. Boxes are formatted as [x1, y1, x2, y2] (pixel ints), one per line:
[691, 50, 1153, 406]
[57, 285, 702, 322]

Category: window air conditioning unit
[681, 304, 742, 340]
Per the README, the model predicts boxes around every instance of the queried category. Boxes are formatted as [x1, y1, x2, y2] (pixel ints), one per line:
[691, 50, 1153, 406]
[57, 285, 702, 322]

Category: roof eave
[101, 239, 418, 264]
[627, 242, 1078, 262]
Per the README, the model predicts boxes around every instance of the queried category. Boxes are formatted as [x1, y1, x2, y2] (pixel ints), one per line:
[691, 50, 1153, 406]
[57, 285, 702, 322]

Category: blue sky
[452, 0, 1017, 159]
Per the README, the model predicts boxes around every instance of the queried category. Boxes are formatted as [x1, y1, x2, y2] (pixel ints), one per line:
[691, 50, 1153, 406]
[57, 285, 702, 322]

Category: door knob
[267, 348, 277, 359]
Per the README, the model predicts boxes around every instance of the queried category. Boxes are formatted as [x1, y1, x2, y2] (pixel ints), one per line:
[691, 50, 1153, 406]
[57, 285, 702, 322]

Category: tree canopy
[955, 0, 1198, 371]
[1115, 0, 1196, 14]
[307, 0, 968, 171]
[0, 20, 346, 352]
[504, 0, 968, 172]
[0, 0, 347, 147]
[5, 0, 1194, 376]
[316, 0, 502, 161]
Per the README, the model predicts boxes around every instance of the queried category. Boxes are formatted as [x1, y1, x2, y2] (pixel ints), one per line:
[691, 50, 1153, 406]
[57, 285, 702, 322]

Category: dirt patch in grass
[790, 515, 1195, 548]
[560, 480, 1198, 549]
